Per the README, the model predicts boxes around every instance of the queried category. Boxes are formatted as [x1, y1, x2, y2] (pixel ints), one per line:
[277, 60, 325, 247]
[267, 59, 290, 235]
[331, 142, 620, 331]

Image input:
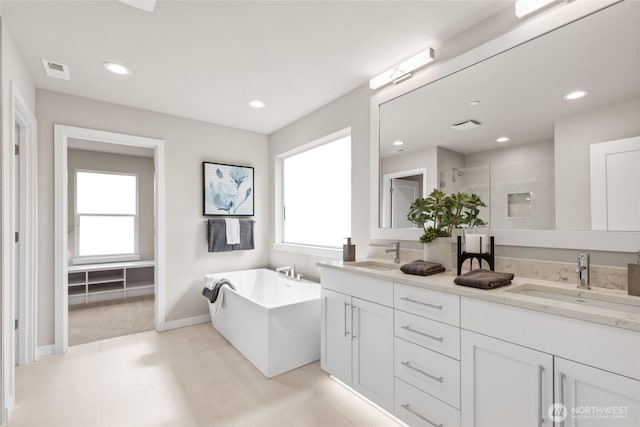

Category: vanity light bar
[515, 0, 559, 18]
[369, 48, 435, 90]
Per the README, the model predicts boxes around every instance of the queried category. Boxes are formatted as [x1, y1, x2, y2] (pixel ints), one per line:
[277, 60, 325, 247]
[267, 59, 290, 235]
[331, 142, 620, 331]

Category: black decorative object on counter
[457, 235, 495, 276]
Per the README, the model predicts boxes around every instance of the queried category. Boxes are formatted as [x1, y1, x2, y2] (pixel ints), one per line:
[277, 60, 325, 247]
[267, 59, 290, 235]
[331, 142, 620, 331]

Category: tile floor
[8, 323, 398, 426]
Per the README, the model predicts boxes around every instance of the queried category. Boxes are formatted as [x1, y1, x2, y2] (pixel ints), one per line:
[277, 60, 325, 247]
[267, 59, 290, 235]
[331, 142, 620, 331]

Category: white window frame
[273, 128, 351, 258]
[72, 169, 140, 264]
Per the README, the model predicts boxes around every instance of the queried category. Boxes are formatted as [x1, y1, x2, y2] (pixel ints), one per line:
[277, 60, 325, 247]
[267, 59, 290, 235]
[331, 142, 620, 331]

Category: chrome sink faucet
[386, 241, 400, 264]
[576, 253, 590, 290]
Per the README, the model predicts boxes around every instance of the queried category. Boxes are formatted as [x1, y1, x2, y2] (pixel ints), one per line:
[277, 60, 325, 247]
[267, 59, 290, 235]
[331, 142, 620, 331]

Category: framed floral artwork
[203, 162, 254, 216]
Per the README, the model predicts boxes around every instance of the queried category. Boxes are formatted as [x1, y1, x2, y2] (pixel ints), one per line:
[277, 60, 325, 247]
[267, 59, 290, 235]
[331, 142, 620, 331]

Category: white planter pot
[423, 237, 455, 270]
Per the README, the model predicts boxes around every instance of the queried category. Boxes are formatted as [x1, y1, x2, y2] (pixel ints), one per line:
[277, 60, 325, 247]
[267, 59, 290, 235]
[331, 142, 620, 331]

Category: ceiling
[2, 0, 510, 135]
[379, 1, 640, 157]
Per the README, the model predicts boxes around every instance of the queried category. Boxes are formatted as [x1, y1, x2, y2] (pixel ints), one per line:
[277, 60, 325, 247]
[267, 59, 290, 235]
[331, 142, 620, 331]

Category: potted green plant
[407, 189, 487, 268]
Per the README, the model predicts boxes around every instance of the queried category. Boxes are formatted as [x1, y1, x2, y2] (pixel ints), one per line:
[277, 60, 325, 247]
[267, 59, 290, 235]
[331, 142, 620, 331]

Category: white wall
[36, 89, 269, 346]
[67, 148, 155, 261]
[555, 98, 640, 230]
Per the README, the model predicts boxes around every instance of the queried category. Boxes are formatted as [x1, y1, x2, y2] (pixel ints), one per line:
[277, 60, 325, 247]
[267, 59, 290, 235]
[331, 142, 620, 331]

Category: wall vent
[41, 59, 70, 80]
[451, 119, 481, 131]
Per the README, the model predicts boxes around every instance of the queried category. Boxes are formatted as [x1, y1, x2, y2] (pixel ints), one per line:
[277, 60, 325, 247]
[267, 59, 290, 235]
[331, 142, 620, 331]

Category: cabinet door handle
[559, 371, 566, 427]
[401, 404, 443, 427]
[351, 305, 358, 340]
[343, 302, 350, 337]
[400, 296, 442, 310]
[401, 325, 444, 342]
[538, 365, 545, 427]
[401, 361, 443, 383]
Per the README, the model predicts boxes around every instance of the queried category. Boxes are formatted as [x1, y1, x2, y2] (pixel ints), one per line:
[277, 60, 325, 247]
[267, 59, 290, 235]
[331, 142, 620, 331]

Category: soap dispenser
[343, 238, 356, 262]
[629, 251, 640, 296]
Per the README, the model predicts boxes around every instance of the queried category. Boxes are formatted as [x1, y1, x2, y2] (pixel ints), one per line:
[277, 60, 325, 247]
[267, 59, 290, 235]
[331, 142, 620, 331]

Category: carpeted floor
[68, 295, 155, 346]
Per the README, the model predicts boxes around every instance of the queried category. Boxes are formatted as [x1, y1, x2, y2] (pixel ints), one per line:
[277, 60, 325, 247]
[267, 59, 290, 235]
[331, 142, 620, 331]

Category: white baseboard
[156, 314, 210, 332]
[36, 344, 55, 359]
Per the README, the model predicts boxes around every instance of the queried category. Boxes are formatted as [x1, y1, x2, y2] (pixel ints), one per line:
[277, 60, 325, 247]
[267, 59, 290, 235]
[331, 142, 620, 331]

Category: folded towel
[224, 218, 240, 245]
[401, 260, 446, 276]
[454, 269, 514, 290]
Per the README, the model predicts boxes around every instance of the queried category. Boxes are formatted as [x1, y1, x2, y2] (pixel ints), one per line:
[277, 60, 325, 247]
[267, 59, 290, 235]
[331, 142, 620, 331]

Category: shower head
[452, 168, 464, 182]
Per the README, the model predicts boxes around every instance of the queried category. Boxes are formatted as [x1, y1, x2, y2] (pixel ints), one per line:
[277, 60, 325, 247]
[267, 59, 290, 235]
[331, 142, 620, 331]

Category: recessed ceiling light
[469, 100, 481, 107]
[249, 100, 265, 109]
[564, 90, 589, 100]
[496, 136, 510, 143]
[103, 62, 131, 75]
[392, 140, 404, 146]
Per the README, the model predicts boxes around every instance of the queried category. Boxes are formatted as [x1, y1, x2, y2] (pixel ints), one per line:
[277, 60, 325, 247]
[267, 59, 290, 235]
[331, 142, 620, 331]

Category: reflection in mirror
[590, 136, 640, 231]
[378, 1, 640, 232]
[381, 168, 426, 228]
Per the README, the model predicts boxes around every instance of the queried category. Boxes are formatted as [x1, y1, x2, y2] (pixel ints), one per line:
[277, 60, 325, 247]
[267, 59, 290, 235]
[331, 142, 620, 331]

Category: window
[75, 171, 138, 260]
[281, 131, 351, 248]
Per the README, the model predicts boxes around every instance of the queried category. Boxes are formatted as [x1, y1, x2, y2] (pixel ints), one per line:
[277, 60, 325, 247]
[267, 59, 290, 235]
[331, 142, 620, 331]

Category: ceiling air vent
[451, 119, 481, 131]
[41, 59, 70, 80]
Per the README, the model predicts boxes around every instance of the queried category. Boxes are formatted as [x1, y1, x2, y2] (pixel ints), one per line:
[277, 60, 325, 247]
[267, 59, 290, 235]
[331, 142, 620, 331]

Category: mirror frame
[370, 0, 640, 251]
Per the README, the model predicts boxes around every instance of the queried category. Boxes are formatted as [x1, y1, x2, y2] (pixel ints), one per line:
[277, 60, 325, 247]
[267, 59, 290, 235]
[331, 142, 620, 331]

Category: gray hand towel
[401, 260, 446, 276]
[454, 269, 514, 290]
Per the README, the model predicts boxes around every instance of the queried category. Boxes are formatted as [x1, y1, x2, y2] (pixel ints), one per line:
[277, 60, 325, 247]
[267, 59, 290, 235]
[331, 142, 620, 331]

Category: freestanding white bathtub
[205, 268, 321, 378]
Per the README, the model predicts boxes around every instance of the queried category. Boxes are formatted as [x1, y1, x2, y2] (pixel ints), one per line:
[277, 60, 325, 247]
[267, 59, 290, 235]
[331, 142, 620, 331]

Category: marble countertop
[316, 259, 640, 332]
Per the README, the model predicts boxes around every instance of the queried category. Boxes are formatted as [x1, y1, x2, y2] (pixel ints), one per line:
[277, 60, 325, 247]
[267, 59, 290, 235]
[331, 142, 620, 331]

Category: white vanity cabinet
[461, 297, 640, 427]
[320, 265, 640, 427]
[320, 269, 394, 412]
[555, 358, 640, 427]
[461, 330, 554, 427]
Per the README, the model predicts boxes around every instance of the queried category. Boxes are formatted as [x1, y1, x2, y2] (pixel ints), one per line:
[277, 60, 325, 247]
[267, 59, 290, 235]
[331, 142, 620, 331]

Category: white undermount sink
[347, 261, 399, 271]
[506, 283, 640, 314]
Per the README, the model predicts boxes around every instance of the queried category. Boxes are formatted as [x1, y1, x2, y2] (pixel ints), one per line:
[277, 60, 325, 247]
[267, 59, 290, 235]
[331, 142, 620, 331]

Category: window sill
[272, 243, 342, 259]
[70, 254, 141, 265]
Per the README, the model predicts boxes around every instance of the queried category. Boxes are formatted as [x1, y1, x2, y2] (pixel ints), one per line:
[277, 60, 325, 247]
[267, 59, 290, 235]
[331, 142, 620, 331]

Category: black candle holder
[457, 235, 495, 276]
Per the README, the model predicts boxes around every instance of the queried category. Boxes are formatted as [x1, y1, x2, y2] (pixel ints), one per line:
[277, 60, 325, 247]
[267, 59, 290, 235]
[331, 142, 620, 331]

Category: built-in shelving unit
[67, 260, 155, 305]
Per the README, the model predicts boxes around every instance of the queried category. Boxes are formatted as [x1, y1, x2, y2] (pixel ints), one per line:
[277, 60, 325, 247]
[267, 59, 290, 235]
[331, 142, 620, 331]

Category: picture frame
[203, 162, 254, 216]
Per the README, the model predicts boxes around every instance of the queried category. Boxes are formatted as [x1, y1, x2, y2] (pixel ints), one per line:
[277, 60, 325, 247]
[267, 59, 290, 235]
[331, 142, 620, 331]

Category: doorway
[53, 126, 166, 354]
[66, 141, 156, 345]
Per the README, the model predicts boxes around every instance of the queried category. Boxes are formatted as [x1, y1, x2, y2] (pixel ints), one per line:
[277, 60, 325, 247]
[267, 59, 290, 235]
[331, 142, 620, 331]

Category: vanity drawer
[321, 268, 393, 307]
[394, 283, 460, 326]
[395, 337, 460, 409]
[394, 310, 460, 360]
[395, 378, 460, 427]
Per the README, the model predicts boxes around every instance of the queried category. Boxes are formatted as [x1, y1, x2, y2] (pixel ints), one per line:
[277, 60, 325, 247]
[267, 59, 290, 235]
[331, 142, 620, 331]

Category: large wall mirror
[372, 0, 640, 251]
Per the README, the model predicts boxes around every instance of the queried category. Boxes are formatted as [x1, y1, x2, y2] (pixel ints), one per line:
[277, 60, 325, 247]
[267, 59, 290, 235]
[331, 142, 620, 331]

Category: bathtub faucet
[276, 265, 295, 278]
